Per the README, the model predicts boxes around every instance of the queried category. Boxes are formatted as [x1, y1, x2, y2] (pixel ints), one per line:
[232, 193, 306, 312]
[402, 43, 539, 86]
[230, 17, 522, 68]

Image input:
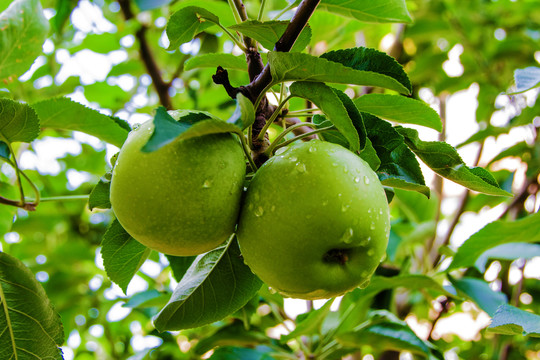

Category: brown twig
[118, 0, 173, 110]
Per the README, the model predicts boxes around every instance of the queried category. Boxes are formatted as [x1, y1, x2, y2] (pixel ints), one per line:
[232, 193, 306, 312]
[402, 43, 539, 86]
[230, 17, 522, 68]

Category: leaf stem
[258, 0, 268, 20]
[235, 131, 258, 171]
[216, 23, 248, 52]
[227, 0, 243, 23]
[39, 195, 90, 202]
[266, 124, 334, 156]
[257, 95, 293, 141]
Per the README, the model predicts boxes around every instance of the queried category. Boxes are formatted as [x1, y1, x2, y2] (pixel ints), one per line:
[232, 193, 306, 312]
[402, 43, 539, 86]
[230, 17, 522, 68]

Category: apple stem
[323, 249, 350, 265]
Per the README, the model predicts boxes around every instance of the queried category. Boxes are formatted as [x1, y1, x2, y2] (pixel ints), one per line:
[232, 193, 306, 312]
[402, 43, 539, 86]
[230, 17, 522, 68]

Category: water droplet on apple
[202, 180, 212, 188]
[340, 227, 354, 243]
[354, 177, 360, 183]
[341, 204, 350, 212]
[343, 167, 348, 173]
[370, 222, 376, 230]
[368, 208, 372, 214]
[254, 206, 264, 217]
[380, 253, 387, 262]
[338, 193, 342, 198]
[367, 249, 375, 256]
[268, 287, 277, 294]
[289, 156, 298, 162]
[358, 279, 370, 289]
[332, 162, 338, 167]
[309, 146, 316, 153]
[322, 200, 329, 206]
[364, 176, 370, 185]
[275, 147, 287, 155]
[379, 209, 383, 215]
[132, 123, 141, 130]
[271, 205, 276, 212]
[295, 162, 306, 173]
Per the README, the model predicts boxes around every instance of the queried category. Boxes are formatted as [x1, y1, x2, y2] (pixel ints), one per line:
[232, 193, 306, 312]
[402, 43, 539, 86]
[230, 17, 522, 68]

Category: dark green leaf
[194, 322, 269, 355]
[332, 87, 367, 151]
[488, 304, 540, 337]
[337, 322, 433, 356]
[354, 94, 442, 132]
[268, 52, 410, 94]
[53, 0, 76, 34]
[363, 115, 429, 197]
[185, 53, 248, 71]
[229, 20, 311, 52]
[0, 0, 49, 82]
[32, 97, 130, 148]
[449, 277, 507, 317]
[475, 243, 540, 273]
[166, 255, 197, 282]
[511, 66, 540, 94]
[281, 299, 334, 341]
[321, 47, 412, 94]
[0, 141, 8, 159]
[143, 107, 241, 153]
[0, 99, 40, 143]
[167, 6, 220, 50]
[101, 219, 152, 294]
[123, 289, 168, 309]
[359, 137, 381, 171]
[397, 127, 511, 197]
[448, 212, 540, 270]
[318, 0, 412, 23]
[0, 251, 64, 359]
[154, 238, 263, 331]
[228, 93, 255, 130]
[88, 177, 111, 210]
[208, 346, 276, 360]
[289, 81, 360, 152]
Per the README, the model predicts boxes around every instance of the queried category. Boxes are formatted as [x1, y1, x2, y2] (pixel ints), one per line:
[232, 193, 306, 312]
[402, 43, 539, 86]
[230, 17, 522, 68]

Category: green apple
[236, 140, 390, 299]
[110, 120, 246, 256]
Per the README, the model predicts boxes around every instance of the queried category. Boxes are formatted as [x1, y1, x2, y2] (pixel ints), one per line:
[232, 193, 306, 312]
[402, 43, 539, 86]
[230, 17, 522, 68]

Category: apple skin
[236, 140, 390, 300]
[110, 120, 246, 256]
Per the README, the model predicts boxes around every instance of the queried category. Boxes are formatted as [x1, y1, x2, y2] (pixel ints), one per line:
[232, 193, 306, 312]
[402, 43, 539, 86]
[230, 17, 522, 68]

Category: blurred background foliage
[1, 0, 539, 359]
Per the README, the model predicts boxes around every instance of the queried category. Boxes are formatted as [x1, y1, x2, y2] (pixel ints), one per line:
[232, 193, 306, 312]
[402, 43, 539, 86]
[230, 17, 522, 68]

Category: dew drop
[343, 167, 348, 173]
[363, 176, 370, 185]
[341, 204, 350, 212]
[370, 222, 376, 230]
[132, 123, 141, 130]
[368, 208, 372, 214]
[271, 205, 276, 212]
[322, 200, 329, 206]
[254, 206, 264, 217]
[358, 279, 370, 289]
[338, 193, 342, 198]
[309, 146, 316, 153]
[367, 249, 375, 256]
[354, 177, 360, 183]
[295, 162, 307, 173]
[379, 209, 383, 215]
[268, 287, 277, 294]
[340, 228, 354, 243]
[275, 147, 287, 155]
[202, 180, 212, 188]
[332, 162, 338, 167]
[289, 156, 298, 162]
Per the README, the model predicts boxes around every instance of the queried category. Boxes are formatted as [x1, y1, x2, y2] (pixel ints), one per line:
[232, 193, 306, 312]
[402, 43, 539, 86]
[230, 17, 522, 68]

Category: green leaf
[337, 322, 433, 357]
[100, 219, 152, 294]
[135, 0, 173, 11]
[281, 298, 334, 341]
[456, 125, 509, 148]
[333, 87, 367, 151]
[185, 53, 248, 71]
[88, 176, 111, 210]
[208, 346, 276, 360]
[321, 47, 412, 94]
[0, 251, 64, 359]
[165, 255, 197, 282]
[52, 0, 75, 34]
[396, 127, 511, 197]
[475, 243, 540, 273]
[363, 115, 429, 197]
[0, 141, 9, 159]
[354, 94, 442, 132]
[31, 97, 130, 148]
[154, 238, 263, 331]
[488, 141, 532, 166]
[194, 322, 269, 355]
[488, 304, 540, 337]
[142, 107, 241, 153]
[167, 6, 220, 50]
[227, 93, 255, 130]
[359, 137, 381, 171]
[289, 82, 360, 152]
[318, 0, 412, 23]
[0, 99, 40, 143]
[511, 66, 540, 94]
[268, 52, 410, 94]
[0, 0, 49, 82]
[229, 20, 311, 52]
[449, 277, 507, 317]
[448, 212, 540, 270]
[122, 289, 169, 309]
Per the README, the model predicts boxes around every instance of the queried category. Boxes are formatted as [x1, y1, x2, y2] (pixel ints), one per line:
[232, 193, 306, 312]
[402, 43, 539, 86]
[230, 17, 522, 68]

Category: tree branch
[118, 0, 173, 110]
